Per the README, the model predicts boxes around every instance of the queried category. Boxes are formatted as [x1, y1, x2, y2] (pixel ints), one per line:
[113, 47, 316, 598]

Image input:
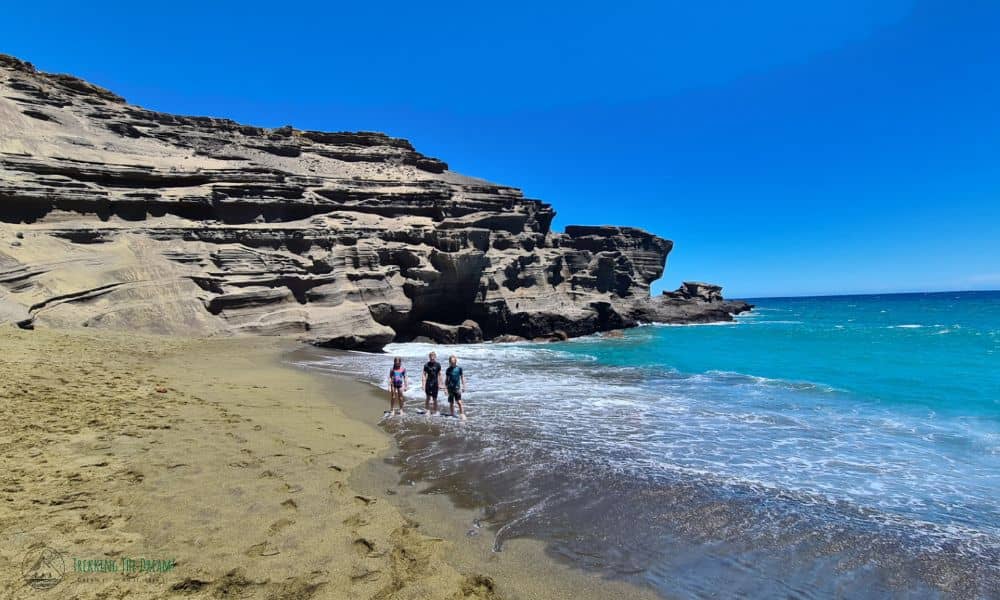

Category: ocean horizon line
[737, 288, 1000, 302]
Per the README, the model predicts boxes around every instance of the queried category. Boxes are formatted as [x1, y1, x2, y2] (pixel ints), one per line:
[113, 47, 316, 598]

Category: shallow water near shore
[293, 291, 1000, 599]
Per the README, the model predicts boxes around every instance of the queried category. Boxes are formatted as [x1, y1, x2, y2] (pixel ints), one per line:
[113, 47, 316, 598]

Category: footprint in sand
[350, 566, 382, 583]
[122, 469, 145, 484]
[246, 541, 280, 557]
[352, 537, 376, 557]
[267, 518, 295, 535]
[343, 514, 369, 527]
[171, 578, 211, 592]
[82, 513, 114, 530]
[281, 499, 298, 510]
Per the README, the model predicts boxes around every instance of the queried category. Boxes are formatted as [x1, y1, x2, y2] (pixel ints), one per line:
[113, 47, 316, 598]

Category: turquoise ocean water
[296, 290, 1000, 598]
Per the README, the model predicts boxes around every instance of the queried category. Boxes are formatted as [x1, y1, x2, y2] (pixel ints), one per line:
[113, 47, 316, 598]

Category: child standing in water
[422, 351, 443, 415]
[445, 355, 466, 420]
[387, 357, 408, 416]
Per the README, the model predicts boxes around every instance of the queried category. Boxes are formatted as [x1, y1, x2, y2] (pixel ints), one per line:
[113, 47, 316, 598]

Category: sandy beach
[0, 328, 499, 599]
[0, 328, 656, 600]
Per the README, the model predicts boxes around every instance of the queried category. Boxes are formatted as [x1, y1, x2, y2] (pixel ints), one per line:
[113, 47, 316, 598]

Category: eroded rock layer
[0, 54, 747, 349]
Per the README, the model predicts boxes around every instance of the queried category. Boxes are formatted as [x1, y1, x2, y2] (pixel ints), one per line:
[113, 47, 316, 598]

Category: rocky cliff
[0, 54, 749, 349]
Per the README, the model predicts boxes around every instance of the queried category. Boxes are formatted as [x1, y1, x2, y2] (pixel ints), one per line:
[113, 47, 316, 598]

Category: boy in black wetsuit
[422, 351, 443, 415]
[445, 355, 466, 419]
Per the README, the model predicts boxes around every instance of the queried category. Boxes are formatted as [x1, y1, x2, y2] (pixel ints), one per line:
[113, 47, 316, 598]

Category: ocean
[293, 290, 1000, 598]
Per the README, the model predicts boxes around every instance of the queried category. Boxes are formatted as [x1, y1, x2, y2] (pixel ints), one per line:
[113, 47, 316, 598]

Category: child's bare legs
[389, 387, 403, 416]
[448, 390, 465, 419]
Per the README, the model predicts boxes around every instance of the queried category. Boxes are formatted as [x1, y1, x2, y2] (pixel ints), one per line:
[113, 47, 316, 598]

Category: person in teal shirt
[444, 355, 466, 420]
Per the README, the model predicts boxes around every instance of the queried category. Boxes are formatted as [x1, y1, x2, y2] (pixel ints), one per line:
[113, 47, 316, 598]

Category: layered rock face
[0, 54, 747, 349]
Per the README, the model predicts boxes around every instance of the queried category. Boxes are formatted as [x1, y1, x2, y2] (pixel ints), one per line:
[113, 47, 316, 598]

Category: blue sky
[3, 1, 998, 297]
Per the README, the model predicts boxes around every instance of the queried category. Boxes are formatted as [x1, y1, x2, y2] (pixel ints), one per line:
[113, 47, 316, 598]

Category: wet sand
[0, 328, 657, 599]
[348, 447, 662, 600]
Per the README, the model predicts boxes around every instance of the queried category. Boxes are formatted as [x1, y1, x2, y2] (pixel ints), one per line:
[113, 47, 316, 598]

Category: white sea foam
[747, 319, 804, 325]
[648, 320, 738, 327]
[293, 327, 1000, 560]
[648, 319, 804, 328]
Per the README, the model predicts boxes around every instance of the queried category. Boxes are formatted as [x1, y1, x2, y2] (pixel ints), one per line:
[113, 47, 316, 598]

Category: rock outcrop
[0, 54, 748, 349]
[671, 281, 724, 303]
[630, 282, 753, 324]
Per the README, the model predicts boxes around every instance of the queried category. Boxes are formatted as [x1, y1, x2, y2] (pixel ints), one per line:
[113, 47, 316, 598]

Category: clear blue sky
[4, 1, 998, 297]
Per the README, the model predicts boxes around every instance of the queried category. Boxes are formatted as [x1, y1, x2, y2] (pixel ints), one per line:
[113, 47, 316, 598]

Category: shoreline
[285, 322, 999, 599]
[1, 327, 657, 599]
[284, 347, 663, 600]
